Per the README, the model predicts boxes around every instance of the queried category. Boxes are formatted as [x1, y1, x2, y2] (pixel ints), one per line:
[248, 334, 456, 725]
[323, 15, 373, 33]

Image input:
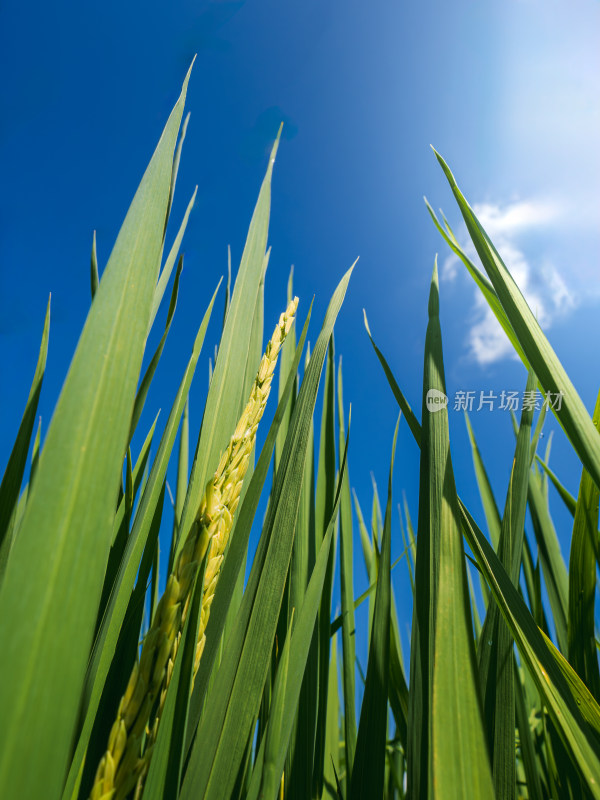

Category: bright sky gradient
[1, 0, 599, 655]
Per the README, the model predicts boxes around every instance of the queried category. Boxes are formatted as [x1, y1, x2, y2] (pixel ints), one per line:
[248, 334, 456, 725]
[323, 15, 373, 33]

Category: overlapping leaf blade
[434, 149, 600, 491]
[175, 131, 282, 564]
[337, 360, 357, 779]
[62, 283, 218, 800]
[567, 389, 600, 699]
[0, 67, 192, 800]
[350, 417, 396, 799]
[420, 265, 494, 798]
[460, 503, 600, 796]
[180, 267, 352, 800]
[0, 296, 50, 581]
[477, 370, 536, 800]
[184, 308, 312, 753]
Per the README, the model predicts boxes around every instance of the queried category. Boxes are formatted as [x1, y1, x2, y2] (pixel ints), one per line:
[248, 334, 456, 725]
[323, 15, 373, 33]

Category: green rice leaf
[371, 298, 597, 792]
[323, 635, 340, 799]
[434, 149, 600, 492]
[535, 455, 577, 517]
[460, 503, 600, 796]
[371, 475, 383, 549]
[354, 489, 375, 586]
[313, 340, 337, 798]
[0, 66, 192, 800]
[171, 397, 190, 563]
[62, 281, 217, 800]
[242, 247, 268, 402]
[567, 390, 600, 698]
[29, 415, 42, 487]
[275, 266, 297, 474]
[222, 244, 232, 334]
[403, 495, 417, 585]
[464, 412, 501, 550]
[424, 199, 527, 366]
[141, 550, 206, 800]
[421, 264, 494, 798]
[542, 630, 600, 739]
[286, 348, 318, 800]
[530, 404, 548, 466]
[330, 553, 406, 637]
[521, 536, 548, 633]
[130, 253, 184, 441]
[184, 308, 311, 756]
[245, 481, 343, 800]
[180, 266, 353, 800]
[90, 232, 99, 300]
[363, 309, 421, 447]
[350, 416, 397, 800]
[0, 295, 50, 574]
[388, 610, 409, 752]
[149, 187, 197, 331]
[528, 467, 569, 653]
[257, 613, 294, 800]
[78, 482, 166, 800]
[175, 131, 282, 564]
[399, 504, 415, 594]
[477, 370, 536, 800]
[222, 248, 269, 647]
[338, 360, 357, 778]
[165, 111, 190, 231]
[110, 412, 159, 556]
[248, 419, 350, 800]
[514, 660, 545, 800]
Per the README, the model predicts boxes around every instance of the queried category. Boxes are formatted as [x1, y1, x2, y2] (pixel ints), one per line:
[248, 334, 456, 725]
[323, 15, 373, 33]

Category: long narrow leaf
[350, 416, 396, 799]
[313, 340, 337, 798]
[535, 455, 577, 517]
[149, 187, 197, 331]
[62, 281, 217, 800]
[567, 389, 600, 699]
[338, 360, 357, 778]
[183, 307, 312, 756]
[175, 131, 282, 563]
[477, 370, 536, 800]
[0, 67, 192, 800]
[246, 495, 342, 800]
[130, 253, 184, 440]
[421, 265, 494, 798]
[180, 267, 353, 800]
[460, 502, 600, 796]
[141, 554, 206, 800]
[0, 295, 50, 569]
[434, 149, 600, 491]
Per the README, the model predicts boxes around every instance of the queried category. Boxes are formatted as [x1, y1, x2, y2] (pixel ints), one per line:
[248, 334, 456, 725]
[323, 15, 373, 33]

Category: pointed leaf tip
[363, 309, 372, 337]
[428, 258, 440, 318]
[180, 56, 196, 98]
[267, 125, 284, 174]
[432, 148, 457, 185]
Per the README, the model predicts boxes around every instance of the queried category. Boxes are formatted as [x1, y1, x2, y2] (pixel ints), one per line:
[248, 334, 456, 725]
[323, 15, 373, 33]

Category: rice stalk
[89, 297, 298, 800]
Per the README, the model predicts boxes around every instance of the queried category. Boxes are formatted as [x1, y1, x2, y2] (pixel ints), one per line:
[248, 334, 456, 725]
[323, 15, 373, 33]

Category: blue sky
[1, 0, 599, 657]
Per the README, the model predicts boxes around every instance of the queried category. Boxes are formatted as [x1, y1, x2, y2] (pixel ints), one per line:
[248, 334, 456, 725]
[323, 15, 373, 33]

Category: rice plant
[1, 65, 599, 800]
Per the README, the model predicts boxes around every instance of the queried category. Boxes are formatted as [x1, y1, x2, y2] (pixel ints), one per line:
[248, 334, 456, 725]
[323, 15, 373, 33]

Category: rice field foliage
[1, 67, 599, 800]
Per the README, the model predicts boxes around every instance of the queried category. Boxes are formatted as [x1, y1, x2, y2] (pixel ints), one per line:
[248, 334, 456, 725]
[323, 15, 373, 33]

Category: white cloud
[442, 197, 579, 365]
[474, 199, 560, 236]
